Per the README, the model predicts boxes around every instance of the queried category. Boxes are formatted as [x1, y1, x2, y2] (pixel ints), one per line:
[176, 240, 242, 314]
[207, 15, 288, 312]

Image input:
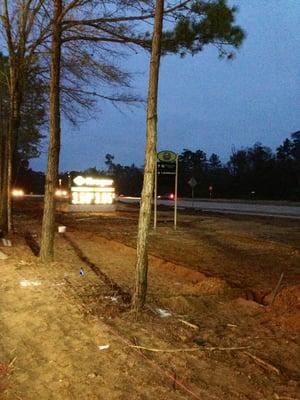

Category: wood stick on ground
[270, 272, 284, 306]
[128, 345, 251, 353]
[8, 356, 16, 368]
[274, 395, 300, 400]
[178, 319, 199, 330]
[243, 351, 280, 375]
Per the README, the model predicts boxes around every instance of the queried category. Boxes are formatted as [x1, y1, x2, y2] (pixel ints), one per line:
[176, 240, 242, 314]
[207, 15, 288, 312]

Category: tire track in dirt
[63, 229, 231, 300]
[67, 219, 269, 306]
[57, 214, 280, 303]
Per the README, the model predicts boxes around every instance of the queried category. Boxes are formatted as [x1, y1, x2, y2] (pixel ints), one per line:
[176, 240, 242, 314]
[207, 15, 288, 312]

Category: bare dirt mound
[181, 277, 230, 295]
[273, 285, 300, 310]
[268, 286, 300, 330]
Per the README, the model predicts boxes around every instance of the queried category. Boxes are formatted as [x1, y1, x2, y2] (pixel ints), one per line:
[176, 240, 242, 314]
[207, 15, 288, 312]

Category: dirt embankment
[1, 206, 299, 399]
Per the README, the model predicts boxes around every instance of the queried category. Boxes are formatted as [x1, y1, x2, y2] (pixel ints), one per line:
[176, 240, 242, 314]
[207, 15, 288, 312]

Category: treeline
[57, 155, 144, 197]
[178, 130, 300, 200]
[48, 130, 299, 200]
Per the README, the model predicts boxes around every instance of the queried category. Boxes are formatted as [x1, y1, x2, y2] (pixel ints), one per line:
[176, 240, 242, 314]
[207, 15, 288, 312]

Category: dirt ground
[0, 200, 299, 399]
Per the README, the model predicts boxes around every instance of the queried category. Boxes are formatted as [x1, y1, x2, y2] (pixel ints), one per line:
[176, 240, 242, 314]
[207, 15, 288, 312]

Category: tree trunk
[6, 76, 21, 233]
[0, 122, 8, 234]
[132, 0, 164, 313]
[0, 105, 4, 202]
[0, 94, 8, 233]
[39, 0, 62, 262]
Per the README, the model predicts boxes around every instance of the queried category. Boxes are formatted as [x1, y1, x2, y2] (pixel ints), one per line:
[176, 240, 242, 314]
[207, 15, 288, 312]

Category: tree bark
[1, 0, 25, 233]
[39, 0, 62, 262]
[7, 71, 22, 232]
[0, 102, 4, 205]
[132, 0, 164, 313]
[0, 122, 8, 233]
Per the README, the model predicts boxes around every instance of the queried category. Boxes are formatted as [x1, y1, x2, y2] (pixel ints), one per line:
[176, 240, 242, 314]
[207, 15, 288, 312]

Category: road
[118, 196, 300, 219]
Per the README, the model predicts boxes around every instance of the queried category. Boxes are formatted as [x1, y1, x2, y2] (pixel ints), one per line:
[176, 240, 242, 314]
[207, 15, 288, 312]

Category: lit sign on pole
[71, 176, 115, 205]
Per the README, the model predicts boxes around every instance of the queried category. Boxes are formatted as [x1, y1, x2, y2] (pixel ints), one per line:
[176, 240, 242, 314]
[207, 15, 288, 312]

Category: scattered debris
[179, 319, 199, 330]
[193, 337, 207, 347]
[156, 308, 172, 318]
[104, 295, 118, 303]
[273, 394, 299, 400]
[243, 351, 280, 375]
[128, 345, 250, 353]
[2, 238, 12, 247]
[19, 280, 42, 287]
[18, 260, 31, 266]
[270, 272, 284, 306]
[58, 226, 66, 233]
[98, 345, 110, 350]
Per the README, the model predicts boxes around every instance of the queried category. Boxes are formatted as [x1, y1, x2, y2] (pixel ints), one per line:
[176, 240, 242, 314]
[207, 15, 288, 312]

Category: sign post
[154, 160, 158, 229]
[155, 150, 178, 230]
[174, 154, 178, 230]
[188, 177, 197, 208]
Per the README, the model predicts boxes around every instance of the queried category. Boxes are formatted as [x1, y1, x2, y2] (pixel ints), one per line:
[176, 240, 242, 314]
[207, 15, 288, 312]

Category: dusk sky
[30, 0, 300, 172]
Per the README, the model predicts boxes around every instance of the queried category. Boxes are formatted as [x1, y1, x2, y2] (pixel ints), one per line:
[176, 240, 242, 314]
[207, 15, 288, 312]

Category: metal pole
[154, 157, 157, 229]
[174, 155, 178, 230]
[192, 187, 194, 208]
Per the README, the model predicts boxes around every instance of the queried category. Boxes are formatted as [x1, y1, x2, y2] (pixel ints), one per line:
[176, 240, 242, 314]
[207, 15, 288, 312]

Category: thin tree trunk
[39, 0, 62, 262]
[7, 86, 16, 233]
[0, 96, 8, 232]
[0, 103, 4, 198]
[7, 122, 13, 232]
[6, 70, 22, 233]
[132, 0, 164, 313]
[0, 122, 8, 233]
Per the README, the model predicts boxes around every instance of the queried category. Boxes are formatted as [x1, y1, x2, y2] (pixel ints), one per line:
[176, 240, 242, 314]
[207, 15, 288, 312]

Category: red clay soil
[0, 204, 299, 399]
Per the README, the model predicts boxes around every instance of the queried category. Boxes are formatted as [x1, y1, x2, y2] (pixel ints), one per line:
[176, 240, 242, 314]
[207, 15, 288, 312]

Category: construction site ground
[0, 200, 299, 399]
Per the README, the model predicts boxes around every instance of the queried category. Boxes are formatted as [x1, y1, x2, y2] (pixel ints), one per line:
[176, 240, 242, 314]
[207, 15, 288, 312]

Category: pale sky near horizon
[30, 0, 300, 172]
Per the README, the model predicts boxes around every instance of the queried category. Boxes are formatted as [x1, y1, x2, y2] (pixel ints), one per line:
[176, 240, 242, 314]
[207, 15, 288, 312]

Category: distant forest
[17, 130, 300, 200]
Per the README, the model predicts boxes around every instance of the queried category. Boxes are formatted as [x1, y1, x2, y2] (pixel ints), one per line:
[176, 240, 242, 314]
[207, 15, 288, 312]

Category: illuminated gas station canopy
[71, 176, 115, 205]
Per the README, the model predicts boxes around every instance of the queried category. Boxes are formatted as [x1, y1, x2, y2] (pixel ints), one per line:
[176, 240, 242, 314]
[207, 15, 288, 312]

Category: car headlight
[12, 189, 24, 197]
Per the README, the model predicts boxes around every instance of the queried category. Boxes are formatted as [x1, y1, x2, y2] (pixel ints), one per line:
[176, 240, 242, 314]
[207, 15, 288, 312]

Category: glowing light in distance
[71, 187, 114, 192]
[12, 189, 24, 197]
[55, 189, 68, 197]
[71, 190, 115, 205]
[73, 176, 113, 187]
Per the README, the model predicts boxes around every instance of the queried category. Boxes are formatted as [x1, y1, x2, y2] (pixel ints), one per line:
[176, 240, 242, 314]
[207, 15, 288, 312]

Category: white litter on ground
[104, 296, 118, 302]
[98, 344, 110, 350]
[156, 308, 172, 318]
[2, 238, 12, 247]
[20, 280, 42, 287]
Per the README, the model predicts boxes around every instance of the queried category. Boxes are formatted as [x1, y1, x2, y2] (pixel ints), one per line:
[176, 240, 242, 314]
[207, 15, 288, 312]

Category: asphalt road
[118, 197, 300, 219]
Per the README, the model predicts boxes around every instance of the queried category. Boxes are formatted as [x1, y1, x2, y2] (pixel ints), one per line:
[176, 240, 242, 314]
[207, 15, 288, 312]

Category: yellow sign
[157, 150, 177, 163]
